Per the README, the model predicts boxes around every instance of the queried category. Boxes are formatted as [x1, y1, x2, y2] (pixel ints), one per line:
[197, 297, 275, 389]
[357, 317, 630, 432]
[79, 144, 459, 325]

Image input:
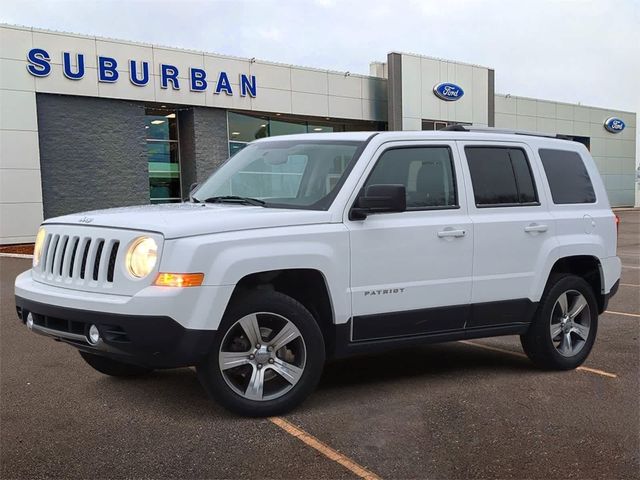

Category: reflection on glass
[194, 140, 362, 210]
[270, 120, 306, 137]
[228, 112, 269, 142]
[145, 108, 181, 203]
[307, 124, 335, 133]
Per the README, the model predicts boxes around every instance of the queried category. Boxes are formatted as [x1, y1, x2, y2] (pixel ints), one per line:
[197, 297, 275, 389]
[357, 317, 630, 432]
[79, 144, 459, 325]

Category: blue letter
[240, 74, 257, 97]
[62, 52, 85, 80]
[26, 48, 51, 77]
[215, 71, 233, 95]
[190, 68, 207, 91]
[129, 60, 149, 86]
[98, 56, 119, 82]
[160, 64, 180, 90]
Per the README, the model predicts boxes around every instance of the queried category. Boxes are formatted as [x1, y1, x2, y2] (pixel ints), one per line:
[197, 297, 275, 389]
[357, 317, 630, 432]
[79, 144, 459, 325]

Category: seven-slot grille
[39, 233, 120, 285]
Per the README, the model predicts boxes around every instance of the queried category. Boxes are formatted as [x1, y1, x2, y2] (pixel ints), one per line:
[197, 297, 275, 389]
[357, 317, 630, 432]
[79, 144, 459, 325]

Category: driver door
[345, 141, 473, 341]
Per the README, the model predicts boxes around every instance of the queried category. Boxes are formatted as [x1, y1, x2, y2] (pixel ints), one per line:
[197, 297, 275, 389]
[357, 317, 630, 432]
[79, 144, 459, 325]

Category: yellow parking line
[269, 416, 381, 480]
[619, 283, 639, 287]
[605, 310, 640, 318]
[459, 340, 617, 378]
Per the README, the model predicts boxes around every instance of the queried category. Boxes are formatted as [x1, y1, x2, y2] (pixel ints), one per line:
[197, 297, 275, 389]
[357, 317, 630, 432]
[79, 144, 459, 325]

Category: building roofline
[0, 22, 381, 81]
[495, 92, 636, 115]
[387, 50, 492, 70]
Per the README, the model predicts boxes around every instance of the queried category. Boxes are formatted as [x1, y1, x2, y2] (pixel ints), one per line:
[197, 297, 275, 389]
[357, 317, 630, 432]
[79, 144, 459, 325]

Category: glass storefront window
[270, 119, 307, 137]
[228, 112, 269, 142]
[146, 108, 181, 203]
[227, 112, 384, 157]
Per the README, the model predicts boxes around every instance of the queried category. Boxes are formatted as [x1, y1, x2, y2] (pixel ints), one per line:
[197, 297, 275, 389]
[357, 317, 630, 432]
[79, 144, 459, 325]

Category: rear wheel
[197, 290, 325, 417]
[521, 274, 598, 370]
[79, 351, 153, 377]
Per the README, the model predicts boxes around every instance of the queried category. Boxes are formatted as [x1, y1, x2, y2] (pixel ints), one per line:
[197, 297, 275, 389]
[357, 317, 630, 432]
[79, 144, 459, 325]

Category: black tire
[79, 351, 153, 377]
[520, 274, 598, 370]
[197, 290, 325, 417]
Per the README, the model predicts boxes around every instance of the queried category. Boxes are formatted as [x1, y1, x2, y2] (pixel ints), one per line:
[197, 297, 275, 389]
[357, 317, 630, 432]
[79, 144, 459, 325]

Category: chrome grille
[40, 232, 120, 285]
[33, 224, 163, 294]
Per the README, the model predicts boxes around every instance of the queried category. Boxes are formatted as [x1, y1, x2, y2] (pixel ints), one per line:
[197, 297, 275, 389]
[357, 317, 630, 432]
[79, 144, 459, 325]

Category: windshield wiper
[202, 196, 266, 206]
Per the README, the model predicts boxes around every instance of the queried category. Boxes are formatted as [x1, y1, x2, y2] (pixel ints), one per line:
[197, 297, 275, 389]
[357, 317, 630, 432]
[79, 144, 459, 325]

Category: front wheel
[521, 274, 598, 370]
[197, 290, 325, 417]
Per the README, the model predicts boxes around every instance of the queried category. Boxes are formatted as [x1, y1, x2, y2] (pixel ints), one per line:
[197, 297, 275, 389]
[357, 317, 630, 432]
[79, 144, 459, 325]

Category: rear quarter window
[538, 149, 596, 204]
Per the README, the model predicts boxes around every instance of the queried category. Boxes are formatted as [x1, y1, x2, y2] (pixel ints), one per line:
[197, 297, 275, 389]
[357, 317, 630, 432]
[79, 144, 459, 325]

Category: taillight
[614, 214, 620, 234]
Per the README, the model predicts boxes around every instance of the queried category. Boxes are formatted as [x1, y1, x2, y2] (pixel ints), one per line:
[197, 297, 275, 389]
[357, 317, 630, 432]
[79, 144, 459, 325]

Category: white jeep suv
[15, 127, 621, 416]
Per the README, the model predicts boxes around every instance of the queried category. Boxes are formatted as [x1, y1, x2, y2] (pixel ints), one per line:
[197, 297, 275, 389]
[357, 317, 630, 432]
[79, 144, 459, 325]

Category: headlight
[33, 227, 46, 268]
[125, 237, 157, 278]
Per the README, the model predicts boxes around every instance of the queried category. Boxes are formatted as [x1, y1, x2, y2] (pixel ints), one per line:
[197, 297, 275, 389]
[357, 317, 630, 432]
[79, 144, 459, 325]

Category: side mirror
[350, 184, 406, 220]
[189, 182, 199, 193]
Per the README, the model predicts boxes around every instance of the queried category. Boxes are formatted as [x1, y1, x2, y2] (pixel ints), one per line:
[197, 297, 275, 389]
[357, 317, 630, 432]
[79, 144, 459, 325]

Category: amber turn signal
[154, 273, 204, 287]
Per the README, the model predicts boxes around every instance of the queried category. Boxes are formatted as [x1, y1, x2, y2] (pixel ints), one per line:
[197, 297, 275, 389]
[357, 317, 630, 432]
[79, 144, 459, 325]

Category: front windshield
[192, 139, 364, 210]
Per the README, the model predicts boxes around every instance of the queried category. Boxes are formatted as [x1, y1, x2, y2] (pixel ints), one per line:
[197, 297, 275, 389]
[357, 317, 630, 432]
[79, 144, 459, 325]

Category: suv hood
[45, 203, 334, 238]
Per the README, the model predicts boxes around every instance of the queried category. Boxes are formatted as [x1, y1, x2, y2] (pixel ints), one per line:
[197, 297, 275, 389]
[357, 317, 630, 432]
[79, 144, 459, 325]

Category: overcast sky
[1, 0, 638, 158]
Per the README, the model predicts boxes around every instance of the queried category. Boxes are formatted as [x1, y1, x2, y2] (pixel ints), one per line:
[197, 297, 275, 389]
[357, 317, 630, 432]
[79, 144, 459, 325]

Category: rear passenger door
[458, 142, 556, 328]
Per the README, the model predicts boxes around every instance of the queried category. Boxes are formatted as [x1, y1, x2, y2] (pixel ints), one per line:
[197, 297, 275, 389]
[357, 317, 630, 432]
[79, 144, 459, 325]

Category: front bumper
[16, 296, 217, 368]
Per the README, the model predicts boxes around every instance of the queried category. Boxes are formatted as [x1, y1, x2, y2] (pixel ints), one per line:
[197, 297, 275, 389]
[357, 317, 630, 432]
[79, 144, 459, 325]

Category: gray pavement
[1, 210, 639, 479]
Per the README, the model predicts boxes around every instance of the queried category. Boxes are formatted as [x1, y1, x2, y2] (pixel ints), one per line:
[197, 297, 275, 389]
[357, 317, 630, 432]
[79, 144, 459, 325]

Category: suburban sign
[603, 117, 625, 133]
[25, 48, 258, 97]
[433, 82, 464, 101]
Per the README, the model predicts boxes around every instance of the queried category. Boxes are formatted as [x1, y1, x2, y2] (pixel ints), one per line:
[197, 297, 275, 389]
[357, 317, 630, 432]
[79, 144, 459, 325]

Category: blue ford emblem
[433, 82, 464, 101]
[604, 117, 625, 133]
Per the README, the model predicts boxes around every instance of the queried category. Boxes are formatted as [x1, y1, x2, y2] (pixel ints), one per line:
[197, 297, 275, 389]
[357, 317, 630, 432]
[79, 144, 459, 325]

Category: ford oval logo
[433, 82, 464, 101]
[604, 117, 625, 133]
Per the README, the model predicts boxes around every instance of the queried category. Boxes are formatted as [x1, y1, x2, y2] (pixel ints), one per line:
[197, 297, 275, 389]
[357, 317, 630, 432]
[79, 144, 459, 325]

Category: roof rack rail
[441, 125, 569, 140]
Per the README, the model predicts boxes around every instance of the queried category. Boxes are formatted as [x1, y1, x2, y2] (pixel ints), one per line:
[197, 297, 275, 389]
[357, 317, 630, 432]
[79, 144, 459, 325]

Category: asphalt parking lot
[1, 210, 638, 479]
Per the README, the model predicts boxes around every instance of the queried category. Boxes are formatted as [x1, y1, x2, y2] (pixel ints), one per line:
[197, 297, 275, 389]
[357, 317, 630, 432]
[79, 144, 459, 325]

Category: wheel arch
[227, 268, 337, 353]
[545, 255, 606, 313]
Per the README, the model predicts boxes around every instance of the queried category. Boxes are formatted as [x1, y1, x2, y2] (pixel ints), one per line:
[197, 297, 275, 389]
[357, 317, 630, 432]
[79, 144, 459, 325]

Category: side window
[539, 149, 596, 204]
[364, 147, 458, 209]
[465, 147, 539, 207]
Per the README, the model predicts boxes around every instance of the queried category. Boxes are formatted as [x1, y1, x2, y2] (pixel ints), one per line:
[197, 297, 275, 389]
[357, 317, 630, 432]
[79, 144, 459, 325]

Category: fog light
[88, 324, 100, 345]
[26, 313, 34, 330]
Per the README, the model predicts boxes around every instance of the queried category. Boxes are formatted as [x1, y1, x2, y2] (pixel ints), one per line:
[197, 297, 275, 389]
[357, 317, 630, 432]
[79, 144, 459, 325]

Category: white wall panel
[32, 31, 97, 67]
[35, 65, 99, 97]
[251, 87, 292, 113]
[249, 62, 291, 90]
[291, 69, 328, 95]
[556, 103, 573, 120]
[419, 57, 441, 120]
[536, 100, 556, 118]
[0, 130, 40, 170]
[471, 67, 487, 125]
[0, 169, 42, 203]
[152, 47, 204, 79]
[291, 91, 329, 117]
[0, 90, 37, 131]
[204, 55, 250, 87]
[516, 98, 536, 117]
[401, 54, 421, 119]
[0, 202, 43, 240]
[96, 40, 153, 73]
[328, 96, 362, 120]
[495, 95, 516, 115]
[0, 26, 33, 61]
[328, 73, 361, 98]
[0, 58, 36, 91]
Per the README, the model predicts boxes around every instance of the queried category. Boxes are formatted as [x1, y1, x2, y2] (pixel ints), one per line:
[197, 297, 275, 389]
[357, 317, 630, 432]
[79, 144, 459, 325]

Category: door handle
[524, 223, 548, 233]
[437, 229, 466, 238]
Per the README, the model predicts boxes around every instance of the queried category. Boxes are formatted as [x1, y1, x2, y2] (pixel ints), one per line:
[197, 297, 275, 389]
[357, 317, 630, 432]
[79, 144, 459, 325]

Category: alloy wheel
[218, 312, 306, 401]
[549, 290, 591, 357]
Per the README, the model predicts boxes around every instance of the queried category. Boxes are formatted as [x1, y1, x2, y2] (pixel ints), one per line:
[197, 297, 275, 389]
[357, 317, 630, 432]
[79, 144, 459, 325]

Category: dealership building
[0, 23, 637, 245]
